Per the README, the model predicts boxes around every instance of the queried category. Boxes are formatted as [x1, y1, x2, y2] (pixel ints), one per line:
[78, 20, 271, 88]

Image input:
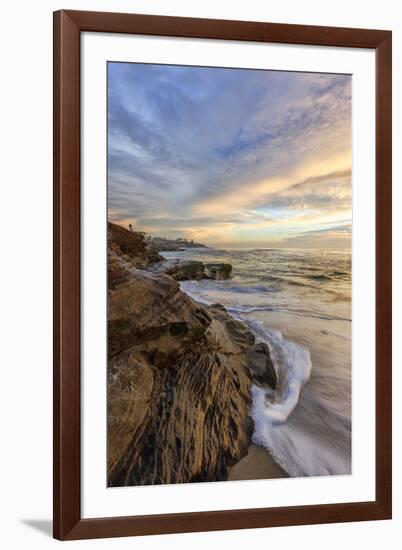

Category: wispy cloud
[108, 63, 351, 248]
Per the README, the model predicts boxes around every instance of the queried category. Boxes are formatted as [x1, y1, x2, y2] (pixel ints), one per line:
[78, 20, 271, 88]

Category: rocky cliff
[107, 223, 276, 486]
[108, 222, 162, 271]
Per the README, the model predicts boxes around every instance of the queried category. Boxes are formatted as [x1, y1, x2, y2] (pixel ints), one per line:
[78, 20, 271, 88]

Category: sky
[108, 62, 351, 249]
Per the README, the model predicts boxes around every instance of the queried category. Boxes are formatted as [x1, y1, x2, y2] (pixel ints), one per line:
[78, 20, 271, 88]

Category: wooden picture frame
[53, 9, 392, 540]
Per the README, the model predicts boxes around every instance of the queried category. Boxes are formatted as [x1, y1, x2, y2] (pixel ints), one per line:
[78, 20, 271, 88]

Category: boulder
[162, 259, 206, 281]
[149, 259, 232, 281]
[206, 263, 232, 280]
[246, 342, 277, 389]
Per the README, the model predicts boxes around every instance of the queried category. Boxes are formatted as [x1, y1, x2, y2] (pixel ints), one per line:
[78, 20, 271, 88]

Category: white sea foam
[247, 320, 312, 425]
[247, 320, 350, 477]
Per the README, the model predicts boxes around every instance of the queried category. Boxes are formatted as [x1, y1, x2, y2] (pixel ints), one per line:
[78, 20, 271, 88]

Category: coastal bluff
[107, 223, 276, 486]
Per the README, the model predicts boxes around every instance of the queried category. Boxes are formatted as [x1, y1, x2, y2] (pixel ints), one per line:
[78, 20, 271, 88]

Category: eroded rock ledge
[107, 223, 275, 486]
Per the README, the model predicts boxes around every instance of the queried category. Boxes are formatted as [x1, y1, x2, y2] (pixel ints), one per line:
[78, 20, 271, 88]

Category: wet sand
[228, 443, 287, 481]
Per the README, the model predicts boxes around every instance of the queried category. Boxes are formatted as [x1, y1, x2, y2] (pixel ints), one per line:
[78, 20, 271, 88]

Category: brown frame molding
[53, 9, 392, 540]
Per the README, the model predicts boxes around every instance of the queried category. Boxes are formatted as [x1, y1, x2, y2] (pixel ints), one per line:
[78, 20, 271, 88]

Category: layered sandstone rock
[107, 223, 275, 486]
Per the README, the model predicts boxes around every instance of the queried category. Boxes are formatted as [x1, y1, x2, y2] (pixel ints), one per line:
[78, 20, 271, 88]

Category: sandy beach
[228, 443, 287, 481]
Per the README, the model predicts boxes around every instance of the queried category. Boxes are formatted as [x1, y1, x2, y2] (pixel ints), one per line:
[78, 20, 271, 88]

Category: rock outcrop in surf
[150, 258, 232, 281]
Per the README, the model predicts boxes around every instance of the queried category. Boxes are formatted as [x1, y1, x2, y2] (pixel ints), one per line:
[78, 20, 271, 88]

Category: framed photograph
[53, 10, 392, 540]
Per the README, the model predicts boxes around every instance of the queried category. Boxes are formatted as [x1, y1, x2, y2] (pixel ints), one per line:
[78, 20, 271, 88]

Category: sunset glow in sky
[108, 62, 351, 249]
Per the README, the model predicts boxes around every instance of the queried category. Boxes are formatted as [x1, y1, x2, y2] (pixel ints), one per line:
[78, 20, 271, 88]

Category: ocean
[161, 247, 352, 478]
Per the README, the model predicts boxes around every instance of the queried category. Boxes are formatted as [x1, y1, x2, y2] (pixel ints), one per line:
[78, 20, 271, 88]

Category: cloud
[283, 223, 352, 249]
[265, 169, 351, 211]
[108, 62, 351, 248]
